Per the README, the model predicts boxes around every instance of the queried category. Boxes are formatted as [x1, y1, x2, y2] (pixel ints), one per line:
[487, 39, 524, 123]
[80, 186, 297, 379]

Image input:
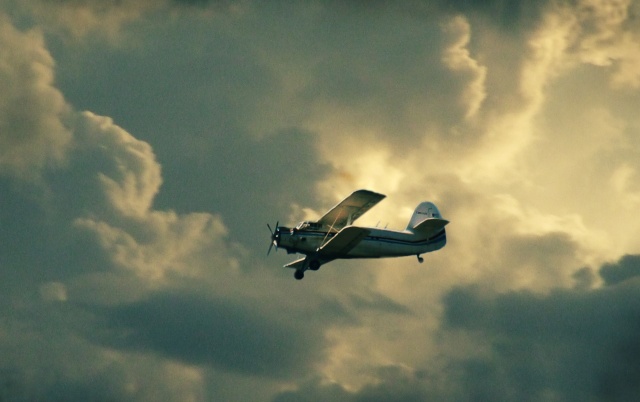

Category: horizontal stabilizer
[412, 218, 449, 236]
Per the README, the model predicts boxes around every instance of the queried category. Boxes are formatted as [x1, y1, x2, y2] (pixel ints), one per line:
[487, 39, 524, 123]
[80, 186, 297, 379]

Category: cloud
[599, 254, 640, 286]
[74, 112, 162, 217]
[440, 254, 640, 401]
[572, 0, 640, 88]
[0, 12, 246, 401]
[1, 1, 640, 401]
[44, 11, 335, 252]
[90, 292, 329, 379]
[0, 15, 71, 178]
[272, 364, 437, 402]
[6, 0, 245, 39]
[7, 0, 158, 38]
[283, 4, 579, 192]
[440, 0, 552, 31]
[0, 339, 206, 401]
[441, 16, 487, 119]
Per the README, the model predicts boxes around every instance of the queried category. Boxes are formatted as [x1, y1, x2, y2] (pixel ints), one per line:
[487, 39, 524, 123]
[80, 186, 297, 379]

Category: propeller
[267, 221, 280, 256]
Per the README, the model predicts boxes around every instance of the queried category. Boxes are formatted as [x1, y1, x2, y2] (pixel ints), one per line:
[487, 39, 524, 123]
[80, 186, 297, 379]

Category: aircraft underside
[282, 230, 447, 279]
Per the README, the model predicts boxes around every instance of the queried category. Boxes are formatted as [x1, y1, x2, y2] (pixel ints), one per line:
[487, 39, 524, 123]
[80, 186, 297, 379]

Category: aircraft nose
[267, 222, 280, 255]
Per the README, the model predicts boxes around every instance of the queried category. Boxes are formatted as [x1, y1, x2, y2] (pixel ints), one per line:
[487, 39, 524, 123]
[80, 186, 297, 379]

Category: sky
[1, 0, 640, 400]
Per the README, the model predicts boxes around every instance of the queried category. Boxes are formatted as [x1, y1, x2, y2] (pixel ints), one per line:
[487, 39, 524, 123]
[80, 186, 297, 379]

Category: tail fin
[406, 202, 448, 235]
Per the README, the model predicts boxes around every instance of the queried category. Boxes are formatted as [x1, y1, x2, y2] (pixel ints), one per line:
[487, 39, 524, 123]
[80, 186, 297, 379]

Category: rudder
[406, 202, 448, 233]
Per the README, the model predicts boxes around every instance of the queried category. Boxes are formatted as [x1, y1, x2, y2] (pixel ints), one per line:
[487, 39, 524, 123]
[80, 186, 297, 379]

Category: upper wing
[316, 189, 385, 231]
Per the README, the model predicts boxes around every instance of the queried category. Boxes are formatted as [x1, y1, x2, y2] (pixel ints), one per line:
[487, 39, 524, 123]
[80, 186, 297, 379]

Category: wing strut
[320, 209, 343, 250]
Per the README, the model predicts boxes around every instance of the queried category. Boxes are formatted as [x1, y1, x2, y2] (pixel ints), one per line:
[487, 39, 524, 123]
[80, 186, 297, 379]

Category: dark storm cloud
[441, 254, 640, 401]
[600, 254, 640, 286]
[0, 367, 140, 402]
[92, 292, 329, 378]
[169, 0, 239, 7]
[88, 288, 410, 379]
[0, 176, 110, 293]
[319, 0, 551, 30]
[439, 0, 551, 30]
[0, 294, 202, 402]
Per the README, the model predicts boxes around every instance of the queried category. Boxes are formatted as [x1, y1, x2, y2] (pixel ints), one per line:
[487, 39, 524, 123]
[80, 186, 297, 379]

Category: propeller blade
[267, 222, 280, 256]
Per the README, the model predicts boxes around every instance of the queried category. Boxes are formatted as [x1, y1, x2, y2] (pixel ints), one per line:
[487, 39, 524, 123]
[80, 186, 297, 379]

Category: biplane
[268, 190, 448, 280]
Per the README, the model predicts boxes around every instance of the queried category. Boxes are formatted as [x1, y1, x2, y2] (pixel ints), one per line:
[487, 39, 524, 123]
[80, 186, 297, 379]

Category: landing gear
[309, 260, 321, 271]
[417, 255, 424, 264]
[294, 270, 304, 280]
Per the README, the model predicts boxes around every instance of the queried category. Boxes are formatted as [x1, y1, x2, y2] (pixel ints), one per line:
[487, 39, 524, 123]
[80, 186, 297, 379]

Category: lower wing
[284, 256, 335, 270]
[284, 226, 370, 270]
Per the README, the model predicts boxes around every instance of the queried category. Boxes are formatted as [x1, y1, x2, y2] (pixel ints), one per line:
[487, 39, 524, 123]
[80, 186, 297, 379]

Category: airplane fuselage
[268, 190, 448, 279]
[277, 226, 446, 259]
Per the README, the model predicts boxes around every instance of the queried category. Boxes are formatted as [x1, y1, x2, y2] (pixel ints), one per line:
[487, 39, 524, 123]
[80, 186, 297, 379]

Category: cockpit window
[296, 221, 322, 230]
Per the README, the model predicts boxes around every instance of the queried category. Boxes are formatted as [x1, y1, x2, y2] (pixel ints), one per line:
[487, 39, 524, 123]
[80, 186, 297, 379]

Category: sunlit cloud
[574, 0, 640, 88]
[441, 15, 487, 120]
[0, 15, 71, 178]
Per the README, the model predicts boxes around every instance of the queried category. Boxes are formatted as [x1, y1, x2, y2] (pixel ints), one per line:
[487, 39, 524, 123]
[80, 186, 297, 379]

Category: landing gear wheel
[309, 260, 320, 271]
[294, 270, 304, 280]
[417, 255, 424, 264]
